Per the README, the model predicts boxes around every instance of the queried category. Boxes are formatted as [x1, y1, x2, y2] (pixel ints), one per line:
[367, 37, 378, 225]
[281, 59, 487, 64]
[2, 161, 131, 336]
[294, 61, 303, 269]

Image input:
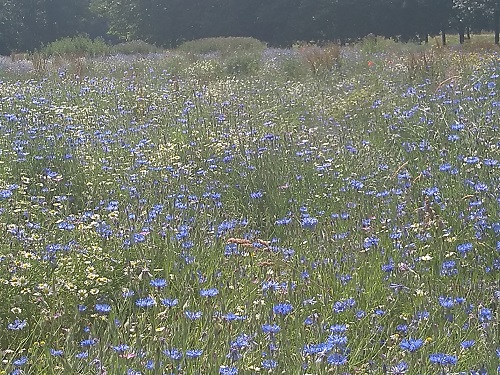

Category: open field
[0, 39, 499, 374]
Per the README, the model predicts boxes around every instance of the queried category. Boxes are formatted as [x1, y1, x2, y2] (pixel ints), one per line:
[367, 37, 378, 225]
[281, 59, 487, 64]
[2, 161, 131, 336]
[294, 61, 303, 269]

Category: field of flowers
[0, 42, 499, 374]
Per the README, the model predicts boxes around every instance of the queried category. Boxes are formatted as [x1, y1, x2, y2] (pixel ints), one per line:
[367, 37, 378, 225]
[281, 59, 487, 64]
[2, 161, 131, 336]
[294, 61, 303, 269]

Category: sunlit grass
[0, 40, 498, 374]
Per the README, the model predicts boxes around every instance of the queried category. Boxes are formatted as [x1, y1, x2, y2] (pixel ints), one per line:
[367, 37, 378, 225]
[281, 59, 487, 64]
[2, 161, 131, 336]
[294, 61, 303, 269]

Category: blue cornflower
[429, 353, 457, 365]
[123, 290, 135, 298]
[262, 359, 278, 369]
[400, 338, 424, 352]
[231, 333, 252, 350]
[363, 236, 380, 248]
[0, 189, 13, 199]
[144, 360, 155, 370]
[105, 200, 119, 211]
[330, 324, 348, 333]
[479, 307, 492, 322]
[200, 288, 219, 297]
[75, 351, 89, 359]
[160, 298, 178, 307]
[57, 221, 75, 230]
[50, 348, 64, 356]
[80, 338, 98, 347]
[382, 260, 395, 272]
[12, 356, 28, 367]
[301, 217, 318, 229]
[327, 353, 347, 366]
[184, 310, 202, 320]
[185, 349, 203, 359]
[333, 298, 356, 313]
[262, 324, 281, 334]
[111, 344, 130, 353]
[164, 348, 183, 360]
[396, 324, 408, 333]
[327, 334, 348, 347]
[441, 260, 457, 276]
[304, 316, 315, 325]
[355, 310, 366, 319]
[457, 242, 473, 256]
[223, 312, 247, 321]
[135, 296, 155, 308]
[461, 340, 475, 349]
[374, 308, 385, 316]
[438, 296, 455, 309]
[150, 278, 167, 288]
[250, 191, 263, 199]
[273, 303, 293, 316]
[7, 319, 27, 330]
[219, 365, 238, 375]
[94, 303, 111, 314]
[475, 182, 489, 192]
[389, 361, 408, 374]
[275, 217, 292, 225]
[464, 156, 480, 164]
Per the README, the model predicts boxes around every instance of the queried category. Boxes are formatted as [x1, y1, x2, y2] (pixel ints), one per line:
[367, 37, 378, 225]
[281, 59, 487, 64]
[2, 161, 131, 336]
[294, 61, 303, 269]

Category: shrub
[298, 43, 341, 75]
[360, 33, 378, 53]
[279, 54, 311, 80]
[112, 40, 161, 55]
[187, 58, 224, 81]
[177, 37, 267, 57]
[40, 36, 110, 58]
[223, 51, 261, 76]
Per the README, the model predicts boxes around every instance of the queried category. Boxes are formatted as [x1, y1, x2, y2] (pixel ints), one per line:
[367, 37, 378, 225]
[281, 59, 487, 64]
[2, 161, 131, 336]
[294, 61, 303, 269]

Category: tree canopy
[1, 0, 500, 54]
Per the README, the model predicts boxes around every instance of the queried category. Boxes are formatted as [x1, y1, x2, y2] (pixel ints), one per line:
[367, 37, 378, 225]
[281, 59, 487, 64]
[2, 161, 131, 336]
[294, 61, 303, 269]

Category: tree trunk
[442, 31, 446, 46]
[495, 6, 500, 45]
[457, 22, 465, 44]
[459, 29, 465, 44]
[423, 33, 429, 44]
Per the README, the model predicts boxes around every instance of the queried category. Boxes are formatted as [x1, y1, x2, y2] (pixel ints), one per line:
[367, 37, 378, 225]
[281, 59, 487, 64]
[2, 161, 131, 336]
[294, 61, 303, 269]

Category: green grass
[0, 37, 498, 374]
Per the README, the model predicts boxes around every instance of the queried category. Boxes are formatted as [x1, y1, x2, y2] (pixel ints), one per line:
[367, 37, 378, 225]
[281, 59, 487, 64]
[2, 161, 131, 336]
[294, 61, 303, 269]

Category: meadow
[0, 37, 498, 374]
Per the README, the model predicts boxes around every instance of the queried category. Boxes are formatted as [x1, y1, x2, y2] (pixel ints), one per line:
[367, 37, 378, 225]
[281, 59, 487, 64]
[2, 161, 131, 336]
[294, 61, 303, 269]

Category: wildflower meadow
[0, 39, 499, 374]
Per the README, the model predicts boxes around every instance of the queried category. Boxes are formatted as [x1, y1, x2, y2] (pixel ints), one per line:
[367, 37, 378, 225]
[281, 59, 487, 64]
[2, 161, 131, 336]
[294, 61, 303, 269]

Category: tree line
[1, 0, 500, 55]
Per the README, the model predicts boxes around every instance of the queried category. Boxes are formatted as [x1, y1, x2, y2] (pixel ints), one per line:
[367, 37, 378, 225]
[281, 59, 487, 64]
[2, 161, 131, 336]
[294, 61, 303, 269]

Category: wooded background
[1, 0, 499, 54]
